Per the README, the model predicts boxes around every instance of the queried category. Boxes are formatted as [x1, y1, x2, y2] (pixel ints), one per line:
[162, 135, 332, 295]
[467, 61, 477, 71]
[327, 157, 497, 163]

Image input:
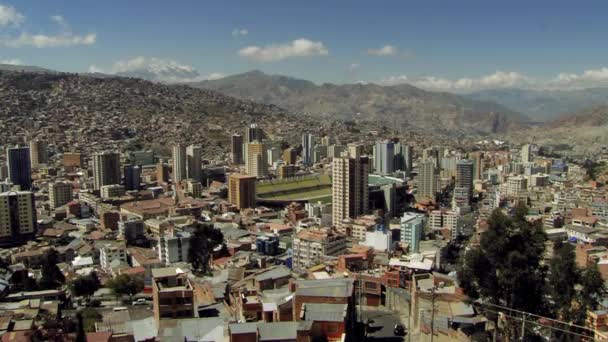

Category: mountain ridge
[192, 70, 529, 134]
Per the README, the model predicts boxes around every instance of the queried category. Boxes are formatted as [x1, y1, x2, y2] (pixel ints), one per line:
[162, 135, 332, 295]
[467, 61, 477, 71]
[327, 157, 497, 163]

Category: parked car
[132, 298, 147, 306]
[394, 323, 406, 336]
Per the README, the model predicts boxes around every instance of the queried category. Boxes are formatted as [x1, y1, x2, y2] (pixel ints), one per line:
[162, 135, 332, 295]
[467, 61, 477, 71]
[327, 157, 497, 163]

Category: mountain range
[3, 62, 608, 136]
[191, 70, 529, 134]
[469, 87, 608, 122]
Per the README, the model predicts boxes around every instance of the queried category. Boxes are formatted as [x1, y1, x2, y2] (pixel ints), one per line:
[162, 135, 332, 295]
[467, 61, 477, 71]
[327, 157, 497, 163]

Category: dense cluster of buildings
[1, 119, 608, 341]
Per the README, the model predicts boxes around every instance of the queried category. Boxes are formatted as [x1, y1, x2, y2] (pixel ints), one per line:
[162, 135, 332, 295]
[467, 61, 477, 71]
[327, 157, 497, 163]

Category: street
[360, 305, 406, 342]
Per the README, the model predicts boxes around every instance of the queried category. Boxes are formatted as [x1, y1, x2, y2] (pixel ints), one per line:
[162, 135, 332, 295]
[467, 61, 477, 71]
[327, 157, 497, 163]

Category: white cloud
[206, 72, 224, 80]
[0, 4, 24, 27]
[379, 71, 533, 91]
[0, 11, 96, 48]
[238, 38, 328, 62]
[348, 63, 360, 72]
[50, 15, 69, 31]
[366, 45, 399, 56]
[87, 64, 103, 73]
[92, 56, 222, 83]
[232, 28, 248, 37]
[0, 58, 22, 65]
[1, 32, 96, 48]
[550, 67, 608, 89]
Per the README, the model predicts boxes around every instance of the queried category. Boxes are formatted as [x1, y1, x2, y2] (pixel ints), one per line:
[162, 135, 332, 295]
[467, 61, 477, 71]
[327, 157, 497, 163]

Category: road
[360, 305, 406, 341]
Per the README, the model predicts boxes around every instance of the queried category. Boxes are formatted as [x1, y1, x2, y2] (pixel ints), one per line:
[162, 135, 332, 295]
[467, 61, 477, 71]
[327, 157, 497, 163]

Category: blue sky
[1, 0, 608, 91]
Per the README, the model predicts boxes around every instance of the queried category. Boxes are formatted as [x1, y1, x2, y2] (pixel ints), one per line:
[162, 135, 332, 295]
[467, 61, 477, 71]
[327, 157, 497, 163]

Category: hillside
[0, 63, 56, 73]
[192, 70, 529, 134]
[0, 71, 317, 158]
[469, 87, 608, 122]
[544, 105, 608, 129]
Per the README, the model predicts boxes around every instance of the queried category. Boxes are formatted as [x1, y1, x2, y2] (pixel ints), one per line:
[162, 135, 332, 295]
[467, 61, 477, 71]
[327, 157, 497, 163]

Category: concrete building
[363, 227, 392, 252]
[92, 152, 121, 191]
[506, 175, 528, 197]
[158, 230, 191, 265]
[186, 179, 203, 198]
[313, 145, 328, 164]
[245, 142, 268, 178]
[118, 216, 145, 242]
[245, 123, 264, 143]
[400, 213, 426, 252]
[292, 228, 347, 269]
[49, 180, 73, 209]
[302, 133, 314, 167]
[332, 154, 369, 230]
[231, 134, 244, 164]
[156, 163, 170, 184]
[282, 147, 298, 165]
[0, 191, 37, 246]
[29, 139, 48, 169]
[100, 184, 125, 199]
[267, 147, 281, 166]
[456, 159, 474, 193]
[126, 150, 155, 166]
[521, 144, 532, 163]
[468, 151, 484, 180]
[152, 267, 195, 324]
[63, 152, 83, 172]
[417, 160, 438, 201]
[7, 146, 32, 190]
[328, 144, 346, 160]
[278, 164, 297, 179]
[172, 144, 187, 183]
[228, 174, 257, 210]
[123, 164, 141, 191]
[428, 209, 460, 240]
[186, 145, 202, 182]
[374, 141, 395, 175]
[99, 241, 127, 270]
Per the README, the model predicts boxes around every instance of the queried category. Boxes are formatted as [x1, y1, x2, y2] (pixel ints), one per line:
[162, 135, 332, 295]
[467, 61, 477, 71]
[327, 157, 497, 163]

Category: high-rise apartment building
[186, 179, 203, 198]
[172, 144, 187, 183]
[49, 180, 73, 209]
[123, 164, 141, 191]
[332, 154, 369, 229]
[0, 191, 37, 246]
[245, 123, 264, 143]
[282, 148, 298, 165]
[417, 160, 438, 201]
[29, 139, 48, 169]
[400, 213, 426, 253]
[228, 174, 256, 210]
[7, 146, 32, 190]
[63, 152, 83, 172]
[374, 141, 395, 175]
[468, 151, 484, 180]
[267, 147, 281, 166]
[186, 145, 202, 182]
[92, 152, 121, 191]
[245, 142, 268, 178]
[302, 133, 314, 166]
[231, 134, 244, 164]
[156, 163, 170, 184]
[521, 144, 532, 163]
[456, 159, 474, 193]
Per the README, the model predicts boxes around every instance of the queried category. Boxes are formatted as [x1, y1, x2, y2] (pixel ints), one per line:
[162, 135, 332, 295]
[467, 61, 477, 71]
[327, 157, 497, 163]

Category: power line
[469, 303, 595, 340]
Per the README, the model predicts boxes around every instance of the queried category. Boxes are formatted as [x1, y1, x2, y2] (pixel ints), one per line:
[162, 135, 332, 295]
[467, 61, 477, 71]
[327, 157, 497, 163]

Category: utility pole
[520, 313, 526, 341]
[430, 287, 436, 342]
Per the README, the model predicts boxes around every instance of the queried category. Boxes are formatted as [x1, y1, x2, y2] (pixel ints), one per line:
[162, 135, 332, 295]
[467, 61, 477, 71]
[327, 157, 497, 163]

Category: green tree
[580, 263, 606, 312]
[106, 274, 144, 298]
[458, 209, 548, 315]
[548, 241, 580, 320]
[69, 272, 101, 298]
[187, 222, 224, 274]
[38, 249, 66, 289]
